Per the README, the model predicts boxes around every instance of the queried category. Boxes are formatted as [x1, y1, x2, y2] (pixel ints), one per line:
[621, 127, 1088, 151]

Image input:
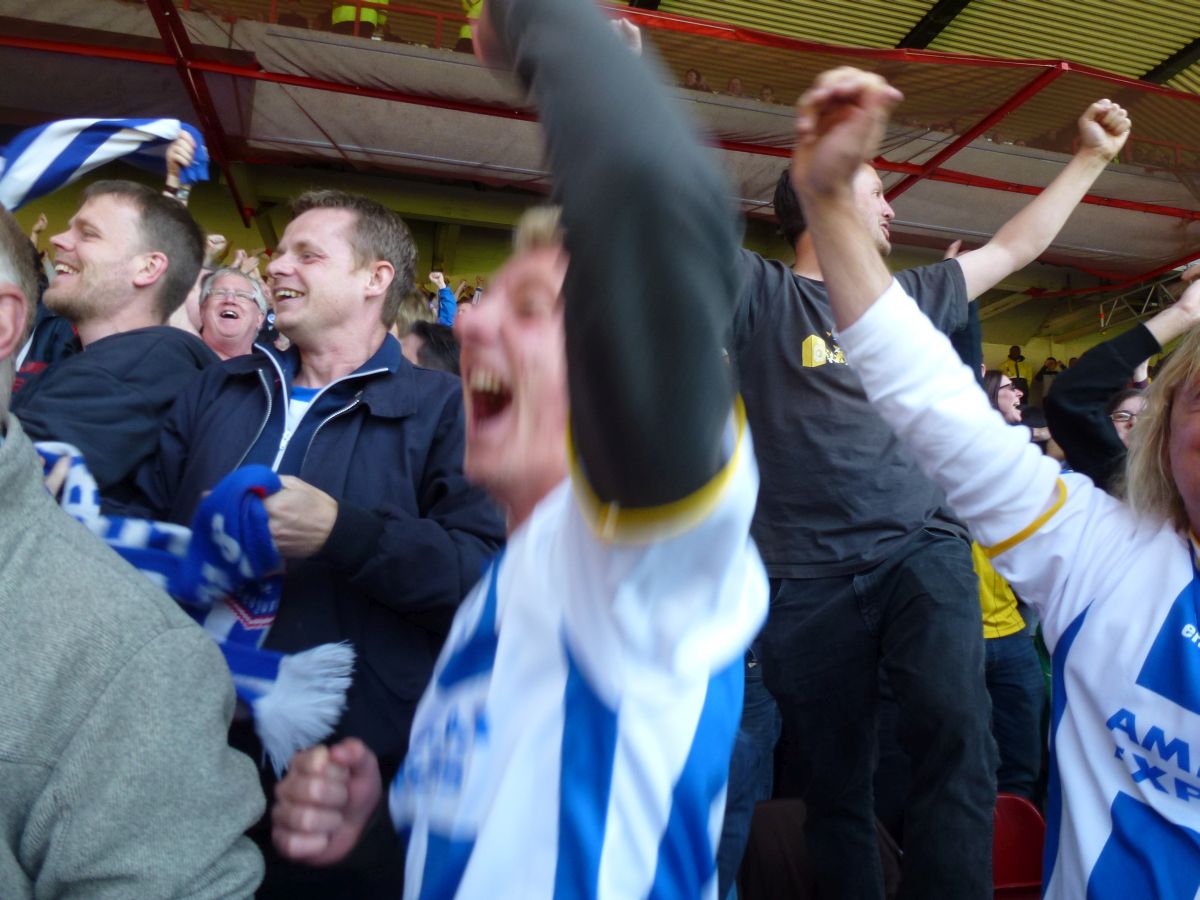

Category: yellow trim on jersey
[567, 396, 747, 544]
[983, 478, 1068, 560]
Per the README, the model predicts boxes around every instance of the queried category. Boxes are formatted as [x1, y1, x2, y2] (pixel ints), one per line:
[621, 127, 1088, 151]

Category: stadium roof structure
[1, 0, 1198, 339]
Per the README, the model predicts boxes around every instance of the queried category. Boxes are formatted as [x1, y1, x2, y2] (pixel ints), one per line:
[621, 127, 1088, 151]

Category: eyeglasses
[1110, 411, 1140, 424]
[207, 287, 257, 304]
[998, 383, 1021, 394]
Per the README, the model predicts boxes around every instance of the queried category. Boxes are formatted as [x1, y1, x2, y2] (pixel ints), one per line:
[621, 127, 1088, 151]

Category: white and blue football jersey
[992, 476, 1200, 900]
[840, 280, 1200, 900]
[390, 409, 768, 899]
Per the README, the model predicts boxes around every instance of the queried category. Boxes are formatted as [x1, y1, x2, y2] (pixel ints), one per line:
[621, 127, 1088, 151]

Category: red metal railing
[5, 0, 1199, 288]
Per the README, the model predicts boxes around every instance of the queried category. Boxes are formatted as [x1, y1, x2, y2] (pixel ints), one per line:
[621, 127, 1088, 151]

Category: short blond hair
[1122, 325, 1200, 531]
[391, 290, 435, 336]
[512, 205, 563, 254]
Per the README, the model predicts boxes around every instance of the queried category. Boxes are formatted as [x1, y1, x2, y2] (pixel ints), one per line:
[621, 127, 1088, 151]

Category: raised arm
[791, 68, 1069, 543]
[955, 100, 1130, 301]
[1043, 325, 1159, 489]
[1046, 273, 1200, 488]
[485, 0, 740, 510]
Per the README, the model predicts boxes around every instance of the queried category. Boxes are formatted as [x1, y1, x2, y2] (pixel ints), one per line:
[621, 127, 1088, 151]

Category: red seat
[993, 793, 1045, 899]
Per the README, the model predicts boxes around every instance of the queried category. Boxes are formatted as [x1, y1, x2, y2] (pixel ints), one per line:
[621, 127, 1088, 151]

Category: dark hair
[406, 320, 460, 376]
[773, 168, 806, 247]
[983, 369, 1006, 410]
[291, 190, 416, 328]
[81, 180, 203, 321]
[1105, 387, 1144, 417]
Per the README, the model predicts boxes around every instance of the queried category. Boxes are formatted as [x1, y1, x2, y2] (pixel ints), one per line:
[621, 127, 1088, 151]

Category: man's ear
[364, 260, 395, 301]
[132, 251, 170, 289]
[0, 284, 29, 364]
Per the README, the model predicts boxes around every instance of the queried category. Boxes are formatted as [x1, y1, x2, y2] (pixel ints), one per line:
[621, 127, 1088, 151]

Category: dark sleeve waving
[1044, 323, 1160, 491]
[489, 0, 740, 511]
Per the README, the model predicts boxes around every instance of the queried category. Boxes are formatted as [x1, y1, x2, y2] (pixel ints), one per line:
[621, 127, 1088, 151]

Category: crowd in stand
[5, 1, 1200, 899]
[681, 68, 779, 104]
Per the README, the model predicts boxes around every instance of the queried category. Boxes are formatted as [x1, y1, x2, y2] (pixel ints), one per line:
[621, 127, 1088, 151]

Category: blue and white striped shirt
[391, 416, 767, 899]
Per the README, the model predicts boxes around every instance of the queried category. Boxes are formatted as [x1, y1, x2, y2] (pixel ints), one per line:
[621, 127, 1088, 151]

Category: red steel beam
[0, 32, 539, 120]
[716, 142, 1200, 221]
[145, 0, 253, 225]
[885, 62, 1067, 202]
[874, 160, 1200, 220]
[609, 4, 1058, 72]
[605, 2, 1200, 105]
[0, 33, 175, 65]
[5, 26, 1198, 225]
[1028, 249, 1200, 299]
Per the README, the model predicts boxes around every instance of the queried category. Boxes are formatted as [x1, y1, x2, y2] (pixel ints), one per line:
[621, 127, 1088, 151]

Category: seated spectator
[198, 266, 268, 360]
[399, 320, 459, 375]
[682, 67, 711, 92]
[725, 76, 745, 97]
[11, 180, 214, 508]
[0, 202, 264, 899]
[759, 85, 776, 104]
[1045, 270, 1200, 492]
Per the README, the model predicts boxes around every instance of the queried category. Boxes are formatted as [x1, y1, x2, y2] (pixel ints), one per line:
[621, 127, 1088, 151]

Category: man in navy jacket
[130, 190, 506, 899]
[13, 180, 215, 507]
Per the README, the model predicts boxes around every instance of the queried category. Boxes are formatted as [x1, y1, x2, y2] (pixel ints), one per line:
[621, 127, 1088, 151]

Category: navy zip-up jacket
[126, 335, 506, 780]
[13, 325, 216, 507]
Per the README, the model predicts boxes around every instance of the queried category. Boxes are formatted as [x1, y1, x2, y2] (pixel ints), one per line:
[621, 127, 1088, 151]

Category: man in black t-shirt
[718, 99, 1133, 899]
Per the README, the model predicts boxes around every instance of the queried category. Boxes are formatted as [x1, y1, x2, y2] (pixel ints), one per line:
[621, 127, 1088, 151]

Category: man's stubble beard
[42, 284, 95, 326]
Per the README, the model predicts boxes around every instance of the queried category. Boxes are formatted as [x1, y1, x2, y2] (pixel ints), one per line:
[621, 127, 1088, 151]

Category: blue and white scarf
[0, 118, 209, 210]
[37, 442, 354, 775]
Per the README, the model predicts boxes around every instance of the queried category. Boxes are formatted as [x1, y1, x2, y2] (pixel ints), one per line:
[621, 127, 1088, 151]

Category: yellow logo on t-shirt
[802, 333, 846, 368]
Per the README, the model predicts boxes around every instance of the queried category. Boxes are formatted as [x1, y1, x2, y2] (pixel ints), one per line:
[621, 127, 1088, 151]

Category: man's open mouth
[468, 368, 513, 423]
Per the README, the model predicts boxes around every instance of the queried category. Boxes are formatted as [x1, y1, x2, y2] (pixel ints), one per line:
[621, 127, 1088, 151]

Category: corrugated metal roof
[657, 0, 1200, 95]
[1169, 61, 1200, 96]
[925, 0, 1200, 78]
[656, 0, 935, 48]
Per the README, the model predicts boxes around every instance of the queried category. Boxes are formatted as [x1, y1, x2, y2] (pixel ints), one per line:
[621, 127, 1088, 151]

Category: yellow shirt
[973, 542, 1026, 639]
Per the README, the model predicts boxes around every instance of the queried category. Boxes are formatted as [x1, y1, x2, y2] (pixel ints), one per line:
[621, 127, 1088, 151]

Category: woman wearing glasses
[1106, 388, 1146, 448]
[985, 370, 1025, 425]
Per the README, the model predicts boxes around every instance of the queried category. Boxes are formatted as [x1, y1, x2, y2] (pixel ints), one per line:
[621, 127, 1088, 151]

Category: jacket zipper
[299, 391, 364, 475]
[234, 367, 276, 470]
